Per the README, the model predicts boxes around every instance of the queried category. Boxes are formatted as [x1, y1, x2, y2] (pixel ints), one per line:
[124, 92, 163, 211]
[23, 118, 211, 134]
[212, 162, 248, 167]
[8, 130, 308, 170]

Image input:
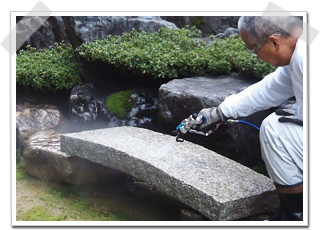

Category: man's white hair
[238, 16, 302, 44]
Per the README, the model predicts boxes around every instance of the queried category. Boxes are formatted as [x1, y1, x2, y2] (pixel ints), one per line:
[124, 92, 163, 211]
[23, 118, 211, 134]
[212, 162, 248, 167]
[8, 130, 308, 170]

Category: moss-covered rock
[105, 91, 133, 119]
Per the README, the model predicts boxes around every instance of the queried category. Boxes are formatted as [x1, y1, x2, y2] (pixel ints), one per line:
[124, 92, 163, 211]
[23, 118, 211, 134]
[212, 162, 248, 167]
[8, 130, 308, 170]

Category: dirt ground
[15, 161, 184, 222]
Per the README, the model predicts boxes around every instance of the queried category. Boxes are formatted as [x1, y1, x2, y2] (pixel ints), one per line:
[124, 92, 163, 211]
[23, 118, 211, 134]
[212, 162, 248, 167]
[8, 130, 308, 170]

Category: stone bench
[60, 126, 278, 220]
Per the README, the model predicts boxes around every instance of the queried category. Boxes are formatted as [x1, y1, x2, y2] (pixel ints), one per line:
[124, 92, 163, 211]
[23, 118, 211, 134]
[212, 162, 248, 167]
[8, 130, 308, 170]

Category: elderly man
[199, 16, 304, 221]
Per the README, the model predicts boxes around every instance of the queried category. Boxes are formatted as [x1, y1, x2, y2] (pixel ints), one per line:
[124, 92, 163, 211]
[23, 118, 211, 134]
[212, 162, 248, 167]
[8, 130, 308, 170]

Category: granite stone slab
[60, 126, 278, 220]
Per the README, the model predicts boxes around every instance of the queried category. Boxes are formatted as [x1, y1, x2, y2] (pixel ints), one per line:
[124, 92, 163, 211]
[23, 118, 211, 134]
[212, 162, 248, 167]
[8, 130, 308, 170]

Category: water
[149, 137, 177, 158]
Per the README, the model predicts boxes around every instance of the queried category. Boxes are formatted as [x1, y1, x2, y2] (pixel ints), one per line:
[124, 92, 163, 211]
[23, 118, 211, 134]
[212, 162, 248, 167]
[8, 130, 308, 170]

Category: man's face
[240, 30, 282, 67]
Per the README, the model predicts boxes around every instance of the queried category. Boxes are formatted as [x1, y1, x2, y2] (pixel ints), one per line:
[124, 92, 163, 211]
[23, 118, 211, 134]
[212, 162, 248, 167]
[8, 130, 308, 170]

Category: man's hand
[198, 107, 221, 129]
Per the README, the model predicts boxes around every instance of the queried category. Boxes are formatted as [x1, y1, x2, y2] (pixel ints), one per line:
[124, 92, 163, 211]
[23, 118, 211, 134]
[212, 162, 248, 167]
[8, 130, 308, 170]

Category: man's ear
[269, 35, 280, 50]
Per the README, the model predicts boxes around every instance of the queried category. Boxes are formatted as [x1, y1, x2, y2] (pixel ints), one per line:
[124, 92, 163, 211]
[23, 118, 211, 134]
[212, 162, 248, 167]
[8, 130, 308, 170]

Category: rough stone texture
[202, 17, 240, 36]
[158, 74, 272, 166]
[161, 16, 240, 37]
[16, 16, 240, 51]
[158, 74, 254, 127]
[213, 27, 239, 39]
[23, 130, 119, 185]
[74, 16, 177, 43]
[16, 99, 63, 161]
[16, 16, 177, 50]
[60, 126, 279, 220]
[16, 16, 69, 51]
[16, 101, 62, 140]
[70, 84, 110, 122]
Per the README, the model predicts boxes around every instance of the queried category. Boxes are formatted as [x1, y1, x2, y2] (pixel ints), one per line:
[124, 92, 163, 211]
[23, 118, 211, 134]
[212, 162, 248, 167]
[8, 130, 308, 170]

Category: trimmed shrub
[209, 34, 276, 78]
[77, 27, 275, 80]
[16, 43, 82, 91]
[77, 27, 204, 79]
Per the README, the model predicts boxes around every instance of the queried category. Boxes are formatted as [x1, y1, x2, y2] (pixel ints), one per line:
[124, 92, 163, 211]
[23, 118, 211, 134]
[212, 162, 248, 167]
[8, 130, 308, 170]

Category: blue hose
[237, 120, 260, 131]
[228, 119, 260, 131]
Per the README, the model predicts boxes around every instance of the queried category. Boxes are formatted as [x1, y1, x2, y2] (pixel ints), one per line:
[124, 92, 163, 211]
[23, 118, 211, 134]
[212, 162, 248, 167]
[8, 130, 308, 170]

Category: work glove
[198, 106, 226, 129]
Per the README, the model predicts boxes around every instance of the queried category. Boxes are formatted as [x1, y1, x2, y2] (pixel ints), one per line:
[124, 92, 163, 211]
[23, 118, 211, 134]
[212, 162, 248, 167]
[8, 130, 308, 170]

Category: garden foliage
[16, 43, 82, 91]
[77, 27, 275, 79]
[16, 27, 276, 92]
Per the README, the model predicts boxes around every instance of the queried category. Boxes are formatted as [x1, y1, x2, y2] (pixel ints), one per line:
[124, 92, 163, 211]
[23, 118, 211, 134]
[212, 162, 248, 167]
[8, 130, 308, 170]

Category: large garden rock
[213, 27, 239, 39]
[161, 16, 240, 37]
[126, 89, 159, 128]
[201, 16, 240, 36]
[16, 98, 63, 161]
[74, 16, 177, 43]
[16, 16, 241, 51]
[16, 16, 69, 51]
[16, 16, 177, 50]
[16, 101, 62, 137]
[23, 130, 117, 185]
[69, 84, 158, 130]
[60, 126, 279, 220]
[158, 74, 273, 166]
[69, 84, 110, 122]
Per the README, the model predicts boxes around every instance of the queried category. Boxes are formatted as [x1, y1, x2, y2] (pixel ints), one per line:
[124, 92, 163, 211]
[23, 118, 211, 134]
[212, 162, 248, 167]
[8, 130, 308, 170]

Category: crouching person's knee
[259, 112, 303, 186]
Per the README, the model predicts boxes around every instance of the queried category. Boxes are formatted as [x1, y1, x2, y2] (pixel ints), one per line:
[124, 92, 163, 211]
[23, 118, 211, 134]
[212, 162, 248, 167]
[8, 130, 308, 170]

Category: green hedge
[77, 27, 275, 79]
[16, 43, 82, 91]
[16, 28, 276, 93]
[208, 34, 276, 78]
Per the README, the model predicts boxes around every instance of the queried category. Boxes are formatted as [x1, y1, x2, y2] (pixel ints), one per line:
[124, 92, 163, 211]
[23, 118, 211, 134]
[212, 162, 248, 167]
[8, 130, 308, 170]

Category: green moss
[18, 184, 133, 221]
[69, 201, 124, 221]
[47, 184, 80, 198]
[45, 185, 131, 220]
[17, 170, 139, 221]
[16, 158, 26, 181]
[105, 91, 133, 119]
[71, 201, 87, 210]
[18, 206, 66, 221]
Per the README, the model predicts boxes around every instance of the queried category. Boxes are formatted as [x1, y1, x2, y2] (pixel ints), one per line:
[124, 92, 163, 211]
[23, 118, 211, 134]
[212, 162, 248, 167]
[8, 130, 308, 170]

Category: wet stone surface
[158, 74, 272, 167]
[61, 126, 279, 221]
[23, 130, 119, 185]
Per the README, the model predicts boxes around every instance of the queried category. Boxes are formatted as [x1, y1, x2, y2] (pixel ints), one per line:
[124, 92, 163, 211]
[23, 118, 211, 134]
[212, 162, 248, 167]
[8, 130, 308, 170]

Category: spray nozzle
[175, 113, 209, 142]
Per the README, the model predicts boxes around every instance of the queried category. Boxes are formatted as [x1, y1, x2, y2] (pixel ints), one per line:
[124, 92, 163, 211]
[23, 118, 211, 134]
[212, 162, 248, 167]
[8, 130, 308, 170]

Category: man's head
[238, 16, 303, 66]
